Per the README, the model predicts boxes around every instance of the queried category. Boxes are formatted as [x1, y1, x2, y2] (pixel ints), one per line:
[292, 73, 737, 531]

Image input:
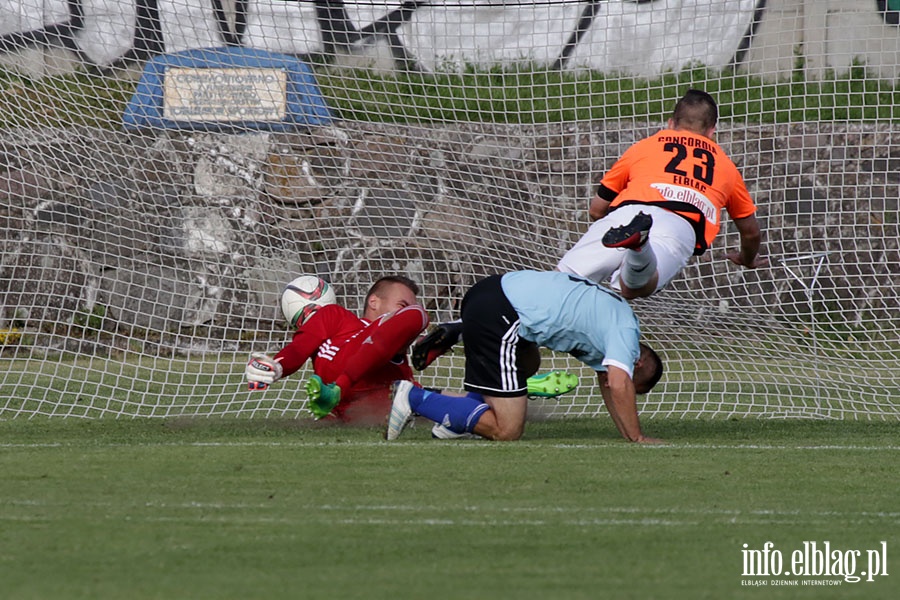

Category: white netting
[0, 0, 898, 420]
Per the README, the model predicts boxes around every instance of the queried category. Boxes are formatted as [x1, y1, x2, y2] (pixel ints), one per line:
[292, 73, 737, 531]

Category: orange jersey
[601, 129, 756, 253]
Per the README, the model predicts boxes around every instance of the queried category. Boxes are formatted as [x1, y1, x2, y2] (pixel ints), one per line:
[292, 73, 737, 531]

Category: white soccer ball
[281, 275, 337, 327]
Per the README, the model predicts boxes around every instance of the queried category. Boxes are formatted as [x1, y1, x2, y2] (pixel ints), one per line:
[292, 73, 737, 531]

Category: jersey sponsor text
[651, 183, 718, 224]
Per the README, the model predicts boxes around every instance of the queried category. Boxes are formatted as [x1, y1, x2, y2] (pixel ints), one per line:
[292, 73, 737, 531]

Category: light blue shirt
[500, 271, 641, 375]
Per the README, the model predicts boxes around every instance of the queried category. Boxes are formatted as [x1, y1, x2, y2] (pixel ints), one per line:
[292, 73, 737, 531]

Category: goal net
[1, 0, 898, 421]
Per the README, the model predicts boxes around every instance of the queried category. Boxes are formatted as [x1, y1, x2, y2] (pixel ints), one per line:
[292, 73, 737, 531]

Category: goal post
[0, 0, 898, 421]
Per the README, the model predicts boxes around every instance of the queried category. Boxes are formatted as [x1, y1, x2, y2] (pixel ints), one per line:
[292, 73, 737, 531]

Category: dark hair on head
[365, 275, 420, 302]
[636, 342, 664, 394]
[672, 88, 718, 132]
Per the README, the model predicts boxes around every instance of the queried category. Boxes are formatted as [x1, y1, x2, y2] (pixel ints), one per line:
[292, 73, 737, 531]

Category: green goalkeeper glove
[305, 375, 341, 419]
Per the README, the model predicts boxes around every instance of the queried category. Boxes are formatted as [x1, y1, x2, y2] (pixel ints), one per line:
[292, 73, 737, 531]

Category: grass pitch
[1, 418, 897, 600]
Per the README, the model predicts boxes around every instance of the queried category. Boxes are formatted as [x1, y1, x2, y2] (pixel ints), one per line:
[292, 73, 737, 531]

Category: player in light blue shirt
[386, 271, 664, 443]
[501, 270, 641, 377]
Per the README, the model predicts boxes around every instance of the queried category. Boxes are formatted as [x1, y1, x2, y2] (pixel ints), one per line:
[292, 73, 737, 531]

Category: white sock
[620, 243, 657, 289]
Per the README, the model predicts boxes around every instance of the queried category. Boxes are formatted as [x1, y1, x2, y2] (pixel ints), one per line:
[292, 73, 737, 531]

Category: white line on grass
[2, 440, 899, 451]
[0, 513, 696, 527]
[4, 499, 898, 527]
[2, 511, 896, 528]
[331, 517, 693, 527]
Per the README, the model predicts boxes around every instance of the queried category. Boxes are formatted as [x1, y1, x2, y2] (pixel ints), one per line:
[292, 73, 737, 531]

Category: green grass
[313, 62, 900, 124]
[1, 418, 897, 599]
[0, 69, 134, 129]
[0, 355, 247, 418]
[2, 350, 897, 420]
[4, 62, 900, 130]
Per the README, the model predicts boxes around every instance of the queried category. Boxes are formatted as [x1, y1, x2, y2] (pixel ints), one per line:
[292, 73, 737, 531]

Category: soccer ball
[281, 275, 336, 328]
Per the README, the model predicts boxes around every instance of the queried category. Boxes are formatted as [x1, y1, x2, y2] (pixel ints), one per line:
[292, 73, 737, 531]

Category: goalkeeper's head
[633, 343, 664, 394]
[363, 275, 420, 320]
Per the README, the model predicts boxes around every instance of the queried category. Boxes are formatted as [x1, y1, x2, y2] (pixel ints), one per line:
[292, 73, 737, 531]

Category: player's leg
[386, 382, 490, 440]
[644, 209, 695, 291]
[556, 209, 637, 284]
[610, 207, 695, 297]
[310, 304, 428, 419]
[458, 275, 535, 440]
[388, 278, 504, 440]
[387, 275, 534, 441]
[470, 394, 528, 441]
[601, 209, 657, 298]
[615, 245, 659, 298]
[413, 322, 578, 398]
[333, 304, 428, 392]
[387, 383, 528, 441]
[411, 319, 463, 371]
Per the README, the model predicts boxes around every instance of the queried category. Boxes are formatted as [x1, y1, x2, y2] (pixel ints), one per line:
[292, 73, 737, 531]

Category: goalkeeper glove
[305, 375, 341, 419]
[246, 352, 283, 389]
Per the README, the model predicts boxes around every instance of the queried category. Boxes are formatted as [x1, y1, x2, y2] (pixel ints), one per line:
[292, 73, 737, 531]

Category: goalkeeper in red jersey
[246, 275, 429, 425]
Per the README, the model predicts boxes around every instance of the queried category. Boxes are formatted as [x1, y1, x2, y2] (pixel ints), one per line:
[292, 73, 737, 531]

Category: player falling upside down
[557, 88, 767, 299]
[246, 275, 429, 425]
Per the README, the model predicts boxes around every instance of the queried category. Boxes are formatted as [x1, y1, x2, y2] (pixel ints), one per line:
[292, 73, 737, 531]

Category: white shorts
[556, 204, 696, 293]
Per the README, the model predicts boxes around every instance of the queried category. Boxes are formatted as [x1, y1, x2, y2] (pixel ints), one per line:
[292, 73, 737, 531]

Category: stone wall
[1, 121, 898, 354]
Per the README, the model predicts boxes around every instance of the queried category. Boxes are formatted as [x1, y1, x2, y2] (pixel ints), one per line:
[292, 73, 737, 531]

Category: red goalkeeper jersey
[274, 304, 415, 421]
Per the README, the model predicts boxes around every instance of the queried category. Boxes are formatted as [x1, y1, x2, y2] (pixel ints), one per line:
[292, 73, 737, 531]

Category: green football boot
[305, 375, 342, 419]
[526, 371, 579, 398]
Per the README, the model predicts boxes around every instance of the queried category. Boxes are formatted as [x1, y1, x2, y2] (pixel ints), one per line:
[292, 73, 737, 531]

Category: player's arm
[596, 367, 662, 443]
[725, 213, 768, 269]
[245, 308, 334, 388]
[273, 323, 330, 377]
[589, 183, 618, 221]
[589, 143, 637, 221]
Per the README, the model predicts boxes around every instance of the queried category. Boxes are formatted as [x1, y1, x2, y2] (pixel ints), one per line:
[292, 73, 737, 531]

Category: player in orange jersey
[557, 89, 767, 299]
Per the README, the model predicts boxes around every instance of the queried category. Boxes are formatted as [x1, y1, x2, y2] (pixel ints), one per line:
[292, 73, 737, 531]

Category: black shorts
[460, 275, 539, 397]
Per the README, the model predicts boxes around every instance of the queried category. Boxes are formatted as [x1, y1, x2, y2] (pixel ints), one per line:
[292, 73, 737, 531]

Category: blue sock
[408, 387, 489, 434]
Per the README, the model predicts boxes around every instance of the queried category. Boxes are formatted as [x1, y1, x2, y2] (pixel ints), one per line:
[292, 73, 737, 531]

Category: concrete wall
[2, 0, 899, 80]
[744, 0, 900, 79]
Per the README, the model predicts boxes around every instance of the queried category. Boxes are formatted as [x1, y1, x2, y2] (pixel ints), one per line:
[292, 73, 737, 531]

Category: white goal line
[2, 440, 898, 451]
